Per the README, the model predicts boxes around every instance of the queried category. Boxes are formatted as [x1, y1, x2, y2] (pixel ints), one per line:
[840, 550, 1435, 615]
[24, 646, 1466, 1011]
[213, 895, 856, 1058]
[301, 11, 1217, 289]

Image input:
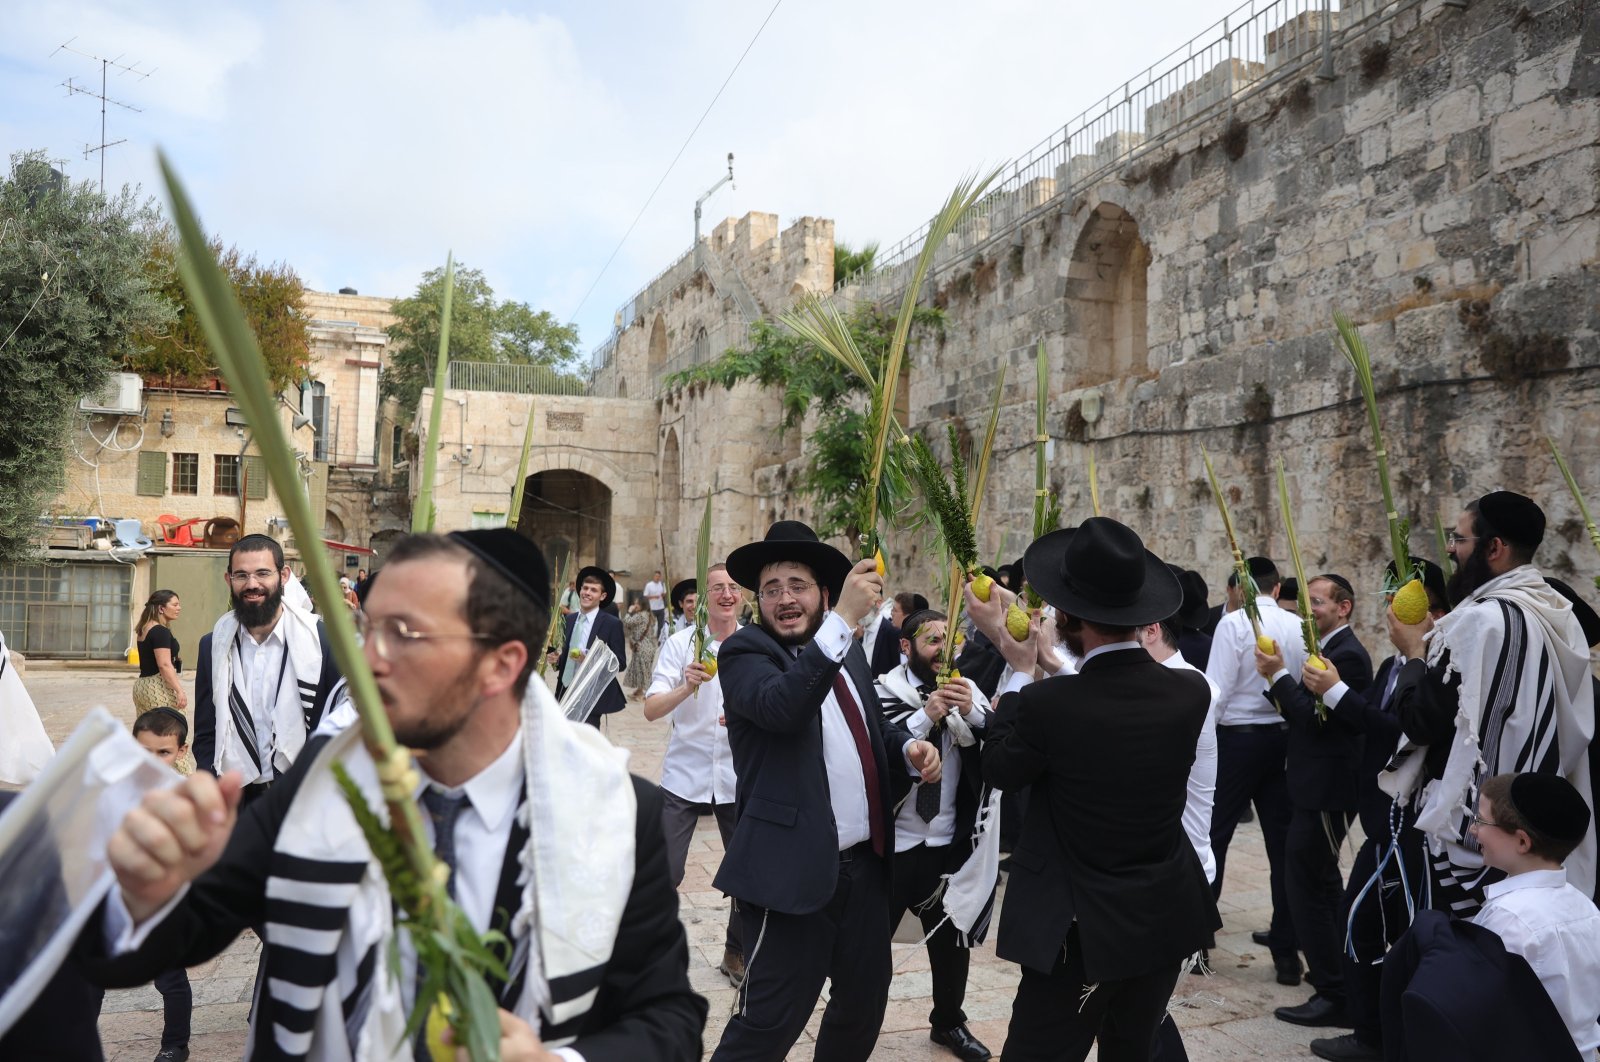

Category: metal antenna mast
[52, 38, 154, 193]
[693, 153, 735, 265]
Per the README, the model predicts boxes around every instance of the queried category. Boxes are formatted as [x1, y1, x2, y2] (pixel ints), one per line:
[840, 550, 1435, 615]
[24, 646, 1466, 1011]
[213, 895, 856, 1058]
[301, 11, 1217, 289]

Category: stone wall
[846, 0, 1599, 647]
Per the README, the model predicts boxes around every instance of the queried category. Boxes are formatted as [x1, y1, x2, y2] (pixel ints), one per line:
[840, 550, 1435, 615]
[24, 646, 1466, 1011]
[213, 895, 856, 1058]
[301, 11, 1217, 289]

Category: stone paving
[22, 661, 1344, 1060]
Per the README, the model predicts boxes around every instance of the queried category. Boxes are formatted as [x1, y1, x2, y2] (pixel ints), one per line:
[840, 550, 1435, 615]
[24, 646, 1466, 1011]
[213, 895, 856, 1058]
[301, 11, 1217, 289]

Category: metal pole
[1318, 0, 1337, 81]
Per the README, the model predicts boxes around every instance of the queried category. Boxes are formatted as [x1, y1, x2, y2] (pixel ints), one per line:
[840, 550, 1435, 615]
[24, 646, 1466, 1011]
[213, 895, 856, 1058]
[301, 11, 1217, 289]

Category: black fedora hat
[574, 565, 616, 606]
[726, 520, 853, 602]
[1024, 517, 1183, 627]
[671, 578, 697, 610]
[1169, 566, 1210, 630]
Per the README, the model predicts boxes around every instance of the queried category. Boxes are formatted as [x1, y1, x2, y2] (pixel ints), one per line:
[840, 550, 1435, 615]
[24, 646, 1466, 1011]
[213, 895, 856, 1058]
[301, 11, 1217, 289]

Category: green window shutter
[243, 455, 268, 500]
[136, 451, 167, 496]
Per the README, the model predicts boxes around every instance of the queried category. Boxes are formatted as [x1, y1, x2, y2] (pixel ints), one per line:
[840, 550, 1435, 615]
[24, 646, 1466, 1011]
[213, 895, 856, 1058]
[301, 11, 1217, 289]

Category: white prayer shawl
[263, 678, 635, 1060]
[875, 665, 999, 945]
[1381, 566, 1597, 896]
[209, 602, 326, 779]
[0, 630, 52, 785]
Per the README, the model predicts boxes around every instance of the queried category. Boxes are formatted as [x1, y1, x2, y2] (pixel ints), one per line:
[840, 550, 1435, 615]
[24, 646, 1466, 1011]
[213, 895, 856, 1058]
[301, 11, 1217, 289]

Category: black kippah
[1477, 490, 1545, 551]
[1509, 773, 1591, 844]
[446, 529, 551, 609]
[1319, 573, 1355, 598]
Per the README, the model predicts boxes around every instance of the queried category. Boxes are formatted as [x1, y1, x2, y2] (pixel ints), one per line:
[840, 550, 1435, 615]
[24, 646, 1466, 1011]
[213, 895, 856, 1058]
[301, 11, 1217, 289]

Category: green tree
[382, 265, 581, 417]
[0, 152, 174, 562]
[833, 241, 878, 285]
[665, 305, 941, 540]
[131, 229, 311, 391]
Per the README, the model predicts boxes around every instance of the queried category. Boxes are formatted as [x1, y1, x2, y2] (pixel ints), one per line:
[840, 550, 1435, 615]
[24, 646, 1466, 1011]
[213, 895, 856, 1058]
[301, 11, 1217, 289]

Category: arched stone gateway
[1065, 201, 1150, 388]
[660, 428, 682, 545]
[515, 469, 613, 577]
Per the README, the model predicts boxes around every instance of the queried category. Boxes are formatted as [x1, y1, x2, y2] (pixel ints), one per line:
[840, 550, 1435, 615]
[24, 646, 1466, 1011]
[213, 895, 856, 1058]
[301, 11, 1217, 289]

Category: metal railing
[835, 0, 1417, 309]
[447, 361, 591, 397]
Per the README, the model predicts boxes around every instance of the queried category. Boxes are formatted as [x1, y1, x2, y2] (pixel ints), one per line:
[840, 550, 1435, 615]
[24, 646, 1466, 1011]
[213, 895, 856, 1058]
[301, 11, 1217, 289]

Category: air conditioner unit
[78, 372, 144, 416]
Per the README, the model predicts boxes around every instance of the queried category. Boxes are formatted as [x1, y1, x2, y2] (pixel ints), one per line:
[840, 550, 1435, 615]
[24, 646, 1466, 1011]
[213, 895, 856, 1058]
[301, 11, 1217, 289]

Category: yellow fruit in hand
[874, 549, 886, 578]
[700, 653, 719, 678]
[971, 573, 994, 602]
[1308, 655, 1328, 671]
[426, 996, 454, 1061]
[1005, 602, 1031, 642]
[1256, 635, 1277, 655]
[1391, 578, 1428, 625]
[947, 669, 961, 681]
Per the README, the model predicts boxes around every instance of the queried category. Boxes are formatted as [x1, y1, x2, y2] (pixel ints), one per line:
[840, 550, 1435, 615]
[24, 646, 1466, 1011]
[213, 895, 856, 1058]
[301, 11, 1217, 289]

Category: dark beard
[768, 604, 825, 648]
[393, 661, 484, 750]
[231, 583, 285, 629]
[1054, 613, 1087, 659]
[907, 650, 939, 689]
[1446, 547, 1497, 607]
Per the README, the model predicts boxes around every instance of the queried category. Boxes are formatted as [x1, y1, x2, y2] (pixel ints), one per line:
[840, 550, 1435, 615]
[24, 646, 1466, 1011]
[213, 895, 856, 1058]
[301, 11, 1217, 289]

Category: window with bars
[214, 454, 240, 496]
[171, 453, 199, 495]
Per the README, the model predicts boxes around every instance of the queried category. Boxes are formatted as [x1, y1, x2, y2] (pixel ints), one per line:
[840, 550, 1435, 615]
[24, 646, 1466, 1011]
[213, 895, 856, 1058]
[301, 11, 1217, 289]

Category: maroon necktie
[832, 672, 885, 857]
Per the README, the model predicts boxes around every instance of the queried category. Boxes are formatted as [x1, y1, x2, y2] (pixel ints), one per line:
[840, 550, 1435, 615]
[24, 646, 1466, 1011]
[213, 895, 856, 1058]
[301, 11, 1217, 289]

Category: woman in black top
[132, 589, 186, 714]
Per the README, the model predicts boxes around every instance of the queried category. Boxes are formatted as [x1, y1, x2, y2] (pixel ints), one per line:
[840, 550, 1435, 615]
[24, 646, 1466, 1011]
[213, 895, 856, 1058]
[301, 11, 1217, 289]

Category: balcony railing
[447, 361, 591, 397]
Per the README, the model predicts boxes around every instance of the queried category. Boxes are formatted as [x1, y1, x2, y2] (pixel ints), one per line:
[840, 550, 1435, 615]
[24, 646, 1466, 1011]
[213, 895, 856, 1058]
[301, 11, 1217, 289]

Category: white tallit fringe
[1391, 566, 1596, 896]
[512, 677, 636, 1040]
[209, 601, 325, 778]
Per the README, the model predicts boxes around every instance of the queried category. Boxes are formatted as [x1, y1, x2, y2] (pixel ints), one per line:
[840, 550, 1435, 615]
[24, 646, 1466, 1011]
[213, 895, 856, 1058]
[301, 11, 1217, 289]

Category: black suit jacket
[1380, 909, 1582, 1062]
[982, 648, 1220, 981]
[865, 616, 902, 681]
[554, 608, 628, 719]
[79, 735, 706, 1060]
[192, 620, 345, 777]
[714, 620, 914, 915]
[1269, 626, 1374, 813]
[1323, 653, 1406, 839]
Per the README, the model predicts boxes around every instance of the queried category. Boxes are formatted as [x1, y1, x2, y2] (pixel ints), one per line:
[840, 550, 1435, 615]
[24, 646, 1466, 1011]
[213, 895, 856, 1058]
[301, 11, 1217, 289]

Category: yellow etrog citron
[874, 550, 886, 578]
[1308, 655, 1328, 671]
[426, 996, 454, 1061]
[700, 652, 718, 678]
[1391, 578, 1428, 625]
[1005, 602, 1031, 642]
[1256, 635, 1277, 655]
[971, 573, 994, 602]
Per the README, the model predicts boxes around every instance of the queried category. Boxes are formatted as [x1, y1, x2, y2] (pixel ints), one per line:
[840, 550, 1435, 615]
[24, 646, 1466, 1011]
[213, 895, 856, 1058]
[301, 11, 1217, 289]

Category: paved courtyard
[21, 660, 1345, 1061]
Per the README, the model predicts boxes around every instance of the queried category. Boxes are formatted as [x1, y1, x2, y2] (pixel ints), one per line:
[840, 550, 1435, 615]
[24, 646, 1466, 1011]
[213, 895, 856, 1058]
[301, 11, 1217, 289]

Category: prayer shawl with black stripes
[257, 678, 636, 1060]
[875, 664, 999, 947]
[207, 603, 328, 781]
[1380, 565, 1597, 899]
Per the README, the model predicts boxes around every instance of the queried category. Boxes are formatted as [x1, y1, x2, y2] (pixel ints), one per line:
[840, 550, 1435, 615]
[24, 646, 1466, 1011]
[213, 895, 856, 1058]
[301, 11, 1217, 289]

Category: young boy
[1470, 772, 1600, 1058]
[132, 707, 195, 1062]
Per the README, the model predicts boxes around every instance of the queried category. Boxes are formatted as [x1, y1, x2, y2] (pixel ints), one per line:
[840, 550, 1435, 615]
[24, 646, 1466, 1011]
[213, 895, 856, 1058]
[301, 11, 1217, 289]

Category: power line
[566, 0, 783, 326]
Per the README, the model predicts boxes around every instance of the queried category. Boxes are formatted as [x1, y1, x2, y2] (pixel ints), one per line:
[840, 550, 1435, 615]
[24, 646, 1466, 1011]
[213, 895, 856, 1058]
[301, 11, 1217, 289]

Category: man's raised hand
[834, 557, 884, 628]
[107, 770, 243, 924]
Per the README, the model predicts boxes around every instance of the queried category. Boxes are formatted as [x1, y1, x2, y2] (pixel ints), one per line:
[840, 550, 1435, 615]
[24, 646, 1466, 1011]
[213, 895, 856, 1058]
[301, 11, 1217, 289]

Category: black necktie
[912, 685, 942, 822]
[415, 787, 470, 1060]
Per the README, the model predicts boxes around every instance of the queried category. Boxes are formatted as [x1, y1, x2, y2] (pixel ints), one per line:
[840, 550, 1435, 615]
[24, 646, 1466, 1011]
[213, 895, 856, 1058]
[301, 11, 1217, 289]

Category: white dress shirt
[564, 606, 597, 685]
[647, 626, 737, 804]
[1205, 596, 1306, 726]
[1162, 653, 1221, 883]
[812, 611, 916, 850]
[237, 621, 290, 779]
[1472, 867, 1600, 1057]
[643, 580, 665, 610]
[889, 674, 990, 852]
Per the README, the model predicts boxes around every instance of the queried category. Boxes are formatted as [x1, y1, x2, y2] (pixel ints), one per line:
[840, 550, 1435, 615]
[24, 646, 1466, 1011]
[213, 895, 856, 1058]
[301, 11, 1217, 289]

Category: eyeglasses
[355, 612, 497, 661]
[228, 568, 281, 584]
[706, 583, 742, 597]
[1445, 532, 1478, 546]
[758, 579, 817, 603]
[1470, 811, 1501, 830]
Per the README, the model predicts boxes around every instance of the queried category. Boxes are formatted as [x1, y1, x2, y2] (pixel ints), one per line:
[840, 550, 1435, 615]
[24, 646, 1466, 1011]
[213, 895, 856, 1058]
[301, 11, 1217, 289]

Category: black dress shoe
[1273, 953, 1303, 986]
[930, 1023, 993, 1061]
[1309, 1033, 1383, 1060]
[1251, 929, 1272, 947]
[1275, 994, 1353, 1028]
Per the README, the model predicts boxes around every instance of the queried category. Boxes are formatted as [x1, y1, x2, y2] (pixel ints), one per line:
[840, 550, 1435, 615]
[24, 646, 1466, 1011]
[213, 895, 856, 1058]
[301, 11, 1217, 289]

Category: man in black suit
[551, 565, 628, 724]
[1254, 573, 1374, 1030]
[860, 596, 902, 680]
[710, 521, 941, 1062]
[84, 530, 706, 1061]
[970, 517, 1219, 1062]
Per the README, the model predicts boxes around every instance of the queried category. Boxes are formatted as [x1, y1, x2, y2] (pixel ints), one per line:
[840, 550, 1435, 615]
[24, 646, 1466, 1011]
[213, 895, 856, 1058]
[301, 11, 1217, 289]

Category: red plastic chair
[157, 514, 203, 546]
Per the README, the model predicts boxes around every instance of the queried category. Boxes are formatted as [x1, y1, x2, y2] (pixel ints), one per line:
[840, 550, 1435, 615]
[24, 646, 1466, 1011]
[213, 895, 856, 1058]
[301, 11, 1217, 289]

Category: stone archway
[516, 470, 613, 574]
[648, 314, 669, 377]
[660, 428, 682, 545]
[1065, 202, 1150, 388]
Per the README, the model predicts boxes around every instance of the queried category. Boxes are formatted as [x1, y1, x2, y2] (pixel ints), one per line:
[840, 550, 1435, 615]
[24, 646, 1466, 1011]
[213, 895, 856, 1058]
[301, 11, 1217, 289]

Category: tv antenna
[52, 38, 155, 193]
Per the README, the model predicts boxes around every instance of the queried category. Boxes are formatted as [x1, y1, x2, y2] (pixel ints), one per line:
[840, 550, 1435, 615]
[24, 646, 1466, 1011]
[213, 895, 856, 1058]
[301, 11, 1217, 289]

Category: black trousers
[1210, 724, 1296, 958]
[660, 789, 742, 955]
[711, 844, 891, 1062]
[155, 966, 191, 1048]
[1286, 806, 1351, 1002]
[889, 842, 969, 1030]
[1343, 823, 1427, 1047]
[1002, 924, 1182, 1062]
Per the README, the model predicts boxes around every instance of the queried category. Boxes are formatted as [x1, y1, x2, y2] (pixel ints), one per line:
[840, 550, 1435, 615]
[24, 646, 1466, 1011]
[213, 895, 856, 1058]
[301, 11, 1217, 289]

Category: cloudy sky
[2, 0, 1213, 356]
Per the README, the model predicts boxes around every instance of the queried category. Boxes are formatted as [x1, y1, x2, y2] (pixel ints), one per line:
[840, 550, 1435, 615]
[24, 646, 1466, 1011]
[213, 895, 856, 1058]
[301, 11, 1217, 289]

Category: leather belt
[1217, 722, 1288, 733]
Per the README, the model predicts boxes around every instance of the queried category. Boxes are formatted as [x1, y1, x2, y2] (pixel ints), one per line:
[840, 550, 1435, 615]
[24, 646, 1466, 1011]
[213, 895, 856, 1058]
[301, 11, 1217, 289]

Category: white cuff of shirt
[906, 708, 934, 740]
[998, 669, 1034, 699]
[1324, 681, 1349, 708]
[964, 701, 989, 728]
[816, 612, 853, 661]
[103, 884, 191, 955]
[900, 739, 922, 778]
[1270, 668, 1291, 686]
[554, 1049, 586, 1062]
